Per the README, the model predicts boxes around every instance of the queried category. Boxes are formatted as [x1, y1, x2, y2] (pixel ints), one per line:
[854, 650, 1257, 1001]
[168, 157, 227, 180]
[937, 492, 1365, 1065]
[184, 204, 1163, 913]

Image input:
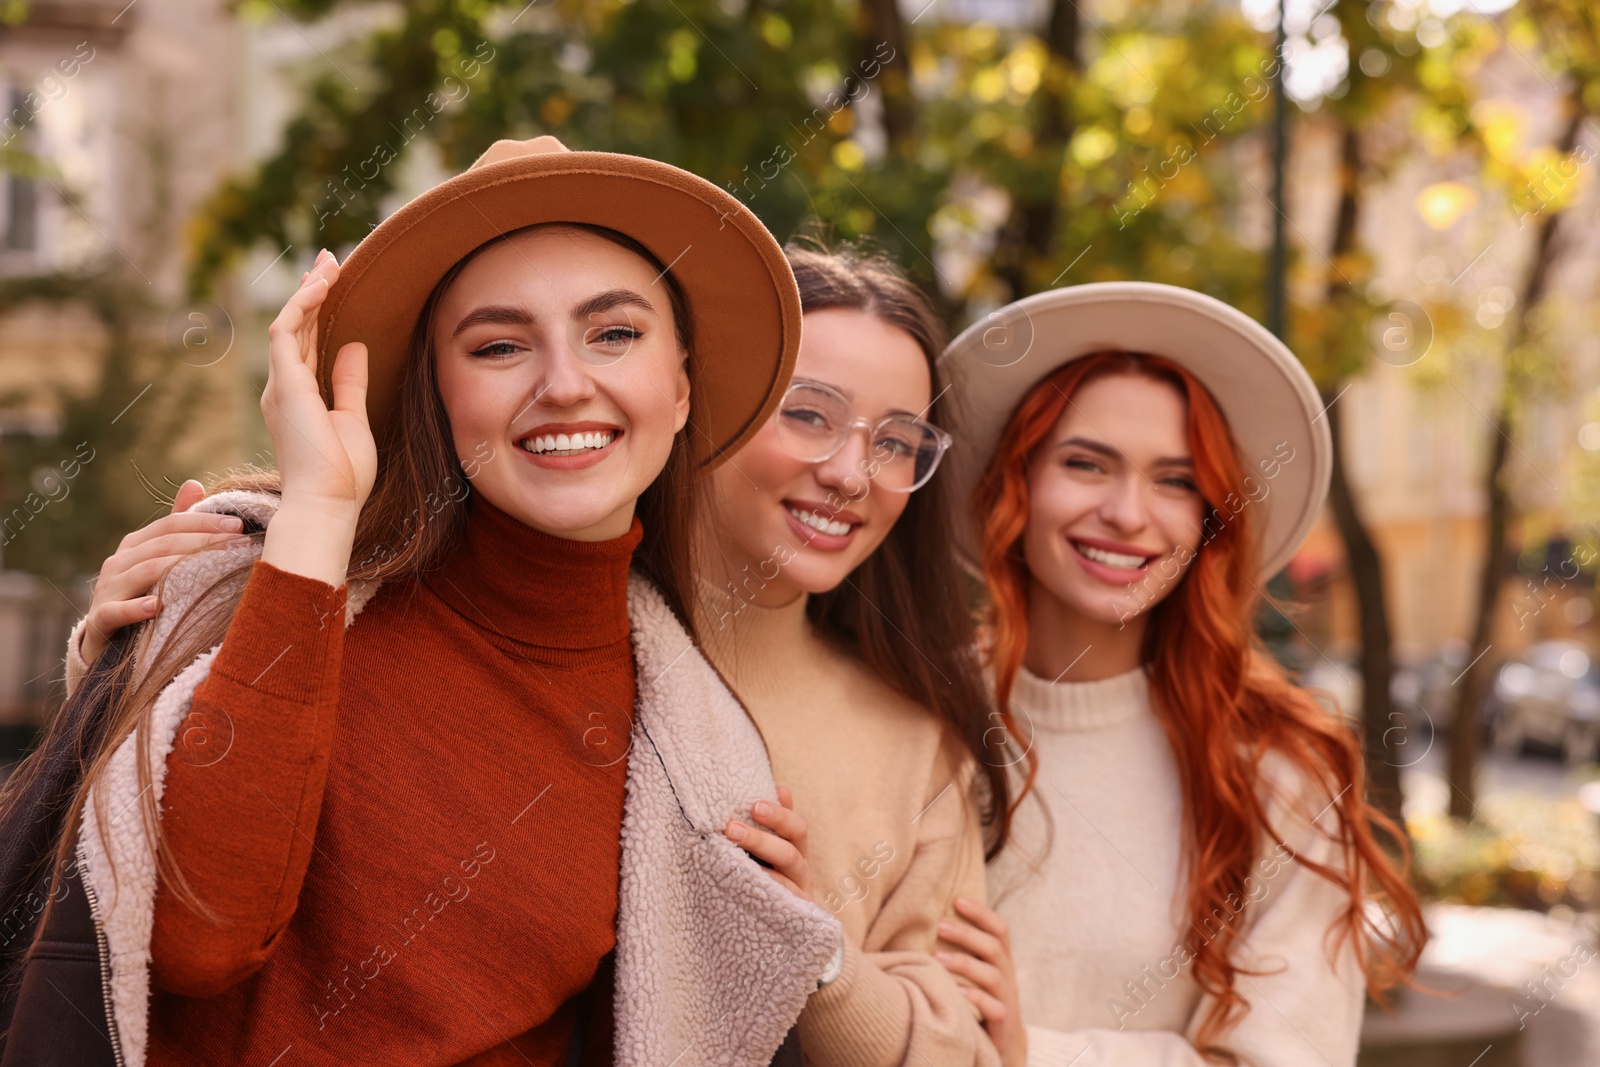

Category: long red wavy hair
[977, 352, 1425, 1055]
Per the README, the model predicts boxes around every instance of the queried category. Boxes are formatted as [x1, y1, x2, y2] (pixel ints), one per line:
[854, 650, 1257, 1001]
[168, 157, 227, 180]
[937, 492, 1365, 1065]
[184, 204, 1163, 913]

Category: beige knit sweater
[990, 664, 1366, 1066]
[698, 590, 1001, 1067]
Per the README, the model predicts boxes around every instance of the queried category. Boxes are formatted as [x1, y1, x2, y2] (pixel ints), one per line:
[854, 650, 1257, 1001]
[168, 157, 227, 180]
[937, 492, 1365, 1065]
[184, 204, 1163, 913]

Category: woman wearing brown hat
[693, 243, 1021, 1067]
[928, 284, 1426, 1065]
[14, 139, 840, 1067]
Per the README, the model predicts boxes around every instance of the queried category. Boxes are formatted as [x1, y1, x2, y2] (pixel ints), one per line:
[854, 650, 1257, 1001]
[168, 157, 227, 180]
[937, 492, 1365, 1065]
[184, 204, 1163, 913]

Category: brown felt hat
[314, 136, 801, 470]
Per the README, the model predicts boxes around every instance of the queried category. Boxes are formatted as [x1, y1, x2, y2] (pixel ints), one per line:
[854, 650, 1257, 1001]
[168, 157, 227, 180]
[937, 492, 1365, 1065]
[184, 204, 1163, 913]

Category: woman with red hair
[931, 283, 1425, 1065]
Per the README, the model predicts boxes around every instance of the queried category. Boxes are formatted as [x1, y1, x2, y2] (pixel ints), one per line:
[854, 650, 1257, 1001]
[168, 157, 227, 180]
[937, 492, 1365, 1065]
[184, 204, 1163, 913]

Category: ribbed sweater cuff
[211, 560, 347, 704]
[797, 937, 912, 1065]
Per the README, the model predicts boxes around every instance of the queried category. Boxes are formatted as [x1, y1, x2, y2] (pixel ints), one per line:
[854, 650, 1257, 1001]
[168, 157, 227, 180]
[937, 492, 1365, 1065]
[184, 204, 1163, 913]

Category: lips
[513, 421, 622, 470]
[787, 505, 853, 537]
[1066, 536, 1166, 586]
[518, 430, 615, 456]
[1071, 540, 1155, 570]
[781, 499, 862, 551]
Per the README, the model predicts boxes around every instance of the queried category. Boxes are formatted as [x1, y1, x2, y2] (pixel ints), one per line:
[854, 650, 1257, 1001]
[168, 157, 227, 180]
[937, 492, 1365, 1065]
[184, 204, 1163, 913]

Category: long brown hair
[774, 241, 1026, 859]
[7, 222, 703, 911]
[976, 352, 1425, 1054]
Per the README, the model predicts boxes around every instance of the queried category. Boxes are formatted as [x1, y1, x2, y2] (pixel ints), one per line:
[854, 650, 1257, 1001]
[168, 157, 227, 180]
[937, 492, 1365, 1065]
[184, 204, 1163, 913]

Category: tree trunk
[858, 0, 913, 151]
[1325, 394, 1405, 835]
[1447, 88, 1585, 818]
[992, 0, 1080, 297]
[1318, 125, 1408, 840]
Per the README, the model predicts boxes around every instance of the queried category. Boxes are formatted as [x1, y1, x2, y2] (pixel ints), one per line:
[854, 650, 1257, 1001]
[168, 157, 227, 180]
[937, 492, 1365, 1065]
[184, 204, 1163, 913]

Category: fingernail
[220, 516, 244, 531]
[726, 821, 748, 842]
[141, 596, 158, 611]
[752, 801, 770, 818]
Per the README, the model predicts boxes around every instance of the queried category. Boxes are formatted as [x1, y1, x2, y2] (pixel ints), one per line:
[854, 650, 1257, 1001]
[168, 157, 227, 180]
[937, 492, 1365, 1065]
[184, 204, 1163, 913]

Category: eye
[874, 437, 916, 458]
[781, 405, 833, 429]
[874, 425, 922, 458]
[468, 340, 522, 359]
[588, 325, 642, 348]
[1163, 476, 1198, 492]
[1064, 456, 1103, 473]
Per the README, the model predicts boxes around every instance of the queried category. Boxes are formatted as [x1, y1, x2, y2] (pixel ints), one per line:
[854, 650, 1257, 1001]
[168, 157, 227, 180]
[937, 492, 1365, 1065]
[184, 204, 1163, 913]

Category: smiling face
[705, 306, 931, 602]
[1023, 371, 1208, 631]
[432, 226, 691, 541]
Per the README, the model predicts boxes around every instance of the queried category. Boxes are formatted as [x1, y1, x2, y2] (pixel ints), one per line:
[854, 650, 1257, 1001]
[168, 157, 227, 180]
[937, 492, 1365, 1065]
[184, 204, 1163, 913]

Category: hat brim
[938, 282, 1332, 581]
[315, 150, 801, 470]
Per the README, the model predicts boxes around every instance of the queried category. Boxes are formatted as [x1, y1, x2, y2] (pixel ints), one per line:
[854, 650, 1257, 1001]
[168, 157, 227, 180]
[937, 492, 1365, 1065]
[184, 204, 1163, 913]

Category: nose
[1099, 471, 1152, 534]
[812, 423, 873, 503]
[529, 336, 597, 410]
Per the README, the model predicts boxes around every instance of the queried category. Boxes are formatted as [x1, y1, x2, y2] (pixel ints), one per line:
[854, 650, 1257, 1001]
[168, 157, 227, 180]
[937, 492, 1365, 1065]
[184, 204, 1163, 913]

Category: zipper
[75, 838, 129, 1067]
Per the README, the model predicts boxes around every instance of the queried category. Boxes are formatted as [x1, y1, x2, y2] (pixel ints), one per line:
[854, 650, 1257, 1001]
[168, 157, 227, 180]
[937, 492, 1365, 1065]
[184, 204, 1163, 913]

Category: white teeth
[519, 431, 614, 455]
[787, 505, 852, 537]
[1076, 542, 1149, 569]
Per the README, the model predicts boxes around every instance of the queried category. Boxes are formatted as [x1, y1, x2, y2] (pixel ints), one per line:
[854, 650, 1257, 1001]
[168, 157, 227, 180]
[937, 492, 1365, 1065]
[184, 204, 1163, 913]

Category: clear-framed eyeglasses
[773, 378, 953, 493]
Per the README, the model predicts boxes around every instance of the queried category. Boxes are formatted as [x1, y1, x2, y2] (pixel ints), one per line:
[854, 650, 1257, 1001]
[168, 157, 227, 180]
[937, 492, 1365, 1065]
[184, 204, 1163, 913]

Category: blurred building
[0, 0, 313, 724]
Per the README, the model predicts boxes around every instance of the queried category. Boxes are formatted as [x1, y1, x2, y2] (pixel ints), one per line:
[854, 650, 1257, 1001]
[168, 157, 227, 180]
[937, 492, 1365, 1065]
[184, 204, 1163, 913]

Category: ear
[672, 349, 691, 433]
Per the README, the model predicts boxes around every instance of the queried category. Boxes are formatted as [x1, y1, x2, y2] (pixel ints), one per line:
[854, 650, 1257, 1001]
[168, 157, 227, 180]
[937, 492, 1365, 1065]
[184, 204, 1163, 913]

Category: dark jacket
[0, 627, 131, 1067]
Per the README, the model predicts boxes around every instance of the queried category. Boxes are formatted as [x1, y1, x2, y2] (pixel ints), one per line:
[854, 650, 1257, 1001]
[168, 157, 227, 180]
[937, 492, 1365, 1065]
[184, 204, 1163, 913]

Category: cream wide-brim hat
[938, 282, 1332, 580]
[315, 136, 802, 470]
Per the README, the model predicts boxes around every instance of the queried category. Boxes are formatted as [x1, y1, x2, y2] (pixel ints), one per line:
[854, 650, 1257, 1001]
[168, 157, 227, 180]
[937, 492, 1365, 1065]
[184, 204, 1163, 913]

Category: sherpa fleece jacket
[60, 489, 843, 1067]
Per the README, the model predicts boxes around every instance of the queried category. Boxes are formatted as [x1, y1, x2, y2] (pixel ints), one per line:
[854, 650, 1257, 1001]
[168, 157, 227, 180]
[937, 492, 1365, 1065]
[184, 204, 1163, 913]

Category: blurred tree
[190, 0, 1281, 313]
[1446, 0, 1597, 818]
[1288, 0, 1484, 843]
[193, 0, 934, 296]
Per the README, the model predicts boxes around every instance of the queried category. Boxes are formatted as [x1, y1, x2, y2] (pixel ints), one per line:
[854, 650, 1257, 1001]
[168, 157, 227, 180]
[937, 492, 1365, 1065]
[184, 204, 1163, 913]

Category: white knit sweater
[989, 664, 1366, 1066]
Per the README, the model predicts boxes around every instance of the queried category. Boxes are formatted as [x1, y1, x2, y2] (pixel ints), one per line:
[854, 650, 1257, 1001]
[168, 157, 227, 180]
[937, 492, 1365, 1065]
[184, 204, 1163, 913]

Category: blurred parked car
[1392, 642, 1470, 735]
[1487, 641, 1600, 766]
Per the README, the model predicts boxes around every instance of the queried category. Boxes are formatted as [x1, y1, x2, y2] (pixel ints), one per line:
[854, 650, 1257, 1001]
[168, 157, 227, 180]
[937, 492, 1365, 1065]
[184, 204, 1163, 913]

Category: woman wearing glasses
[697, 244, 1020, 1067]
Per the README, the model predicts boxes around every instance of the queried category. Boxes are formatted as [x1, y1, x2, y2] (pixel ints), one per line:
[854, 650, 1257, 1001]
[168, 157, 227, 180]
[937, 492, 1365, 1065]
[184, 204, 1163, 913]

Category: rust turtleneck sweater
[147, 492, 641, 1066]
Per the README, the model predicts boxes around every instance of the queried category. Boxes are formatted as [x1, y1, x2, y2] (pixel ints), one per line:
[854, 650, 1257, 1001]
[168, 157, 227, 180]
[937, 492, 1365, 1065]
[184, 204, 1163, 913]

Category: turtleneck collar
[1011, 662, 1150, 732]
[421, 492, 641, 653]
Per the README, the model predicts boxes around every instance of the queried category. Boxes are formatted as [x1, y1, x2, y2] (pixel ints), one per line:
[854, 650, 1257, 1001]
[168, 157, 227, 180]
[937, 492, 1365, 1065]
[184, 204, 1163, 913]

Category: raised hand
[79, 479, 247, 666]
[258, 250, 375, 586]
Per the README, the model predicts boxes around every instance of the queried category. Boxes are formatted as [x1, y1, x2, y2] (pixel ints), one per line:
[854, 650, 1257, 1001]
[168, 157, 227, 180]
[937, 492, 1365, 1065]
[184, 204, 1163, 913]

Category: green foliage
[183, 0, 1308, 327]
[1411, 786, 1600, 910]
[0, 274, 202, 583]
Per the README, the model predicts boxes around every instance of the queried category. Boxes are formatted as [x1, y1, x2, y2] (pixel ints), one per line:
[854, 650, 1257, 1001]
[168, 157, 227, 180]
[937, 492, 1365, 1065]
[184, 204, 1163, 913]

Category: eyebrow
[793, 379, 934, 422]
[793, 375, 847, 395]
[1055, 435, 1193, 468]
[574, 288, 655, 321]
[449, 289, 657, 340]
[451, 304, 533, 339]
[793, 377, 924, 421]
